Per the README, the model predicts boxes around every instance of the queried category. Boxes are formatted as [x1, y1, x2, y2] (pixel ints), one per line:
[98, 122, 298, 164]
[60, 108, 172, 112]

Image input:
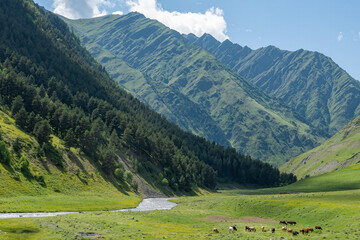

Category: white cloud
[112, 10, 124, 15]
[337, 32, 343, 42]
[126, 0, 228, 41]
[53, 0, 111, 19]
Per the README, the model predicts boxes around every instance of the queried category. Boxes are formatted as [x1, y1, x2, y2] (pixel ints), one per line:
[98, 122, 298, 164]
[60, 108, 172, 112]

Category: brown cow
[299, 228, 305, 234]
[261, 226, 265, 232]
[307, 227, 314, 232]
[245, 226, 256, 232]
[213, 228, 219, 233]
[287, 221, 297, 225]
[287, 228, 293, 233]
[315, 226, 323, 230]
[282, 226, 287, 231]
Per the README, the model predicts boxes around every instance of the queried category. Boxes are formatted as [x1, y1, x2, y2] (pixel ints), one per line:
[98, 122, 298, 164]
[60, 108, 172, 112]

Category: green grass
[281, 116, 360, 179]
[0, 193, 140, 213]
[1, 189, 359, 239]
[241, 162, 360, 195]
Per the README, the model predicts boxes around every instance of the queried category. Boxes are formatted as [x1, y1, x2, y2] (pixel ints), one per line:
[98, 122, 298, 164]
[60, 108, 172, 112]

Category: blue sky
[34, 0, 360, 80]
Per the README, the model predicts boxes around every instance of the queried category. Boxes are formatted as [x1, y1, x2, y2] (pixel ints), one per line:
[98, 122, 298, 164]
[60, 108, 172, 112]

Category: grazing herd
[211, 220, 322, 236]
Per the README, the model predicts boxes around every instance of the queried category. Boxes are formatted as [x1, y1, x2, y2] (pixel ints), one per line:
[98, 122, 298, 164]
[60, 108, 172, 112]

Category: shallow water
[0, 198, 177, 219]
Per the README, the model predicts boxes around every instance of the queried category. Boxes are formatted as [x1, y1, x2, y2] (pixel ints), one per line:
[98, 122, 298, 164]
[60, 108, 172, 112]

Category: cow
[245, 226, 256, 232]
[287, 228, 293, 233]
[315, 226, 323, 230]
[307, 227, 314, 232]
[229, 226, 237, 233]
[271, 228, 275, 233]
[212, 228, 219, 233]
[299, 228, 305, 234]
[281, 226, 287, 231]
[287, 221, 297, 225]
[280, 220, 287, 225]
[261, 226, 265, 232]
[293, 230, 299, 236]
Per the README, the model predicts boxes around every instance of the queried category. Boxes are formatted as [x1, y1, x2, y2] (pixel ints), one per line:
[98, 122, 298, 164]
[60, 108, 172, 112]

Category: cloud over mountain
[53, 0, 112, 19]
[126, 0, 229, 41]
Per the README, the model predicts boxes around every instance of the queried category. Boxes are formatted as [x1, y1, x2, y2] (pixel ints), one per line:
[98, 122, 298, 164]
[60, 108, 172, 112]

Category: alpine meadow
[0, 0, 359, 239]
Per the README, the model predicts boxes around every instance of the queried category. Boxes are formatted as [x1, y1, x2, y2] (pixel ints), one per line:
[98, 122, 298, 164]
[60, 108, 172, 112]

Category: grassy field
[237, 162, 360, 195]
[1, 188, 359, 239]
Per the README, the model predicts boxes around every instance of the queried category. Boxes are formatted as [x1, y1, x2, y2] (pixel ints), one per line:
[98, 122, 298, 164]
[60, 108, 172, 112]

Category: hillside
[0, 0, 295, 198]
[64, 13, 325, 166]
[281, 115, 360, 179]
[186, 33, 360, 136]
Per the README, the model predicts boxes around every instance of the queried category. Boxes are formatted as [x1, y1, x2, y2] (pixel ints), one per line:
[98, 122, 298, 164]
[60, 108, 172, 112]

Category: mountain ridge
[64, 12, 326, 165]
[185, 33, 360, 136]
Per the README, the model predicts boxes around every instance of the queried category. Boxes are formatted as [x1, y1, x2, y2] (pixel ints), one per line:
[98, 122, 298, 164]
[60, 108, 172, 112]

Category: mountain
[185, 33, 360, 136]
[0, 0, 294, 196]
[281, 115, 360, 179]
[64, 13, 325, 166]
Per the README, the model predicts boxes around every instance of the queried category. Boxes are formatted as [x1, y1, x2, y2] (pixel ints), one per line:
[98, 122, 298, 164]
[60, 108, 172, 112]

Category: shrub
[20, 155, 31, 175]
[114, 168, 124, 180]
[12, 137, 22, 153]
[125, 170, 133, 182]
[0, 140, 11, 165]
[161, 178, 169, 186]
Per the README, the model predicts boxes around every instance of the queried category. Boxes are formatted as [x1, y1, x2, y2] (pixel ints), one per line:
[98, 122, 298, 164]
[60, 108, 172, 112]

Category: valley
[0, 0, 359, 239]
[1, 187, 359, 239]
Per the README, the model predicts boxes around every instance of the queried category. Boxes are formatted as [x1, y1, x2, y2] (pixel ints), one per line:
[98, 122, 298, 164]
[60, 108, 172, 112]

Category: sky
[33, 0, 360, 80]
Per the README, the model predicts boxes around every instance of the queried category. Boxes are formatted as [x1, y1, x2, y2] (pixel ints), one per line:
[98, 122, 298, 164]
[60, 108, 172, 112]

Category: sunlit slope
[281, 116, 360, 179]
[65, 13, 325, 165]
[186, 33, 360, 136]
[0, 109, 140, 211]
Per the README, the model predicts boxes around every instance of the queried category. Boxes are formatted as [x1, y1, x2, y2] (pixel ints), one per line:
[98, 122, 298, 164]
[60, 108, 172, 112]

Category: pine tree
[14, 107, 28, 129]
[11, 95, 24, 115]
[33, 120, 52, 144]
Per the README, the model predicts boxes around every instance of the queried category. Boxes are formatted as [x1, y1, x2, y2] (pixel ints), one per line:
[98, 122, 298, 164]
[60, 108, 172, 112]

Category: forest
[0, 0, 296, 192]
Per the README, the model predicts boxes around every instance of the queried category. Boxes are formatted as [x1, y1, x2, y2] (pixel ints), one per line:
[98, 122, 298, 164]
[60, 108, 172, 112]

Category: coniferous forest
[0, 0, 296, 193]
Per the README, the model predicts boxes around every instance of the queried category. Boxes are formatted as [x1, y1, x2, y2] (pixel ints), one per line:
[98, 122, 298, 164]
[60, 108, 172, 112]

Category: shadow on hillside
[43, 144, 65, 172]
[79, 150, 130, 195]
[67, 150, 86, 173]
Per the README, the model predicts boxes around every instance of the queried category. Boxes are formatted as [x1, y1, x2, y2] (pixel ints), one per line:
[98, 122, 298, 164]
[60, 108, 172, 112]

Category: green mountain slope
[64, 13, 325, 165]
[186, 33, 360, 135]
[77, 42, 230, 147]
[0, 0, 293, 197]
[281, 115, 360, 179]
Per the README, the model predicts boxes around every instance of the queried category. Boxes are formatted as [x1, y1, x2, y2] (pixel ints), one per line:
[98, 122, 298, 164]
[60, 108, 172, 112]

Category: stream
[0, 198, 177, 219]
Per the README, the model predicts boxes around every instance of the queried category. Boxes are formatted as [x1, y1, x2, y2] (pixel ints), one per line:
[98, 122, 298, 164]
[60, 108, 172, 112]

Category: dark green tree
[33, 120, 52, 144]
[11, 95, 24, 115]
[64, 129, 76, 148]
[14, 107, 28, 129]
